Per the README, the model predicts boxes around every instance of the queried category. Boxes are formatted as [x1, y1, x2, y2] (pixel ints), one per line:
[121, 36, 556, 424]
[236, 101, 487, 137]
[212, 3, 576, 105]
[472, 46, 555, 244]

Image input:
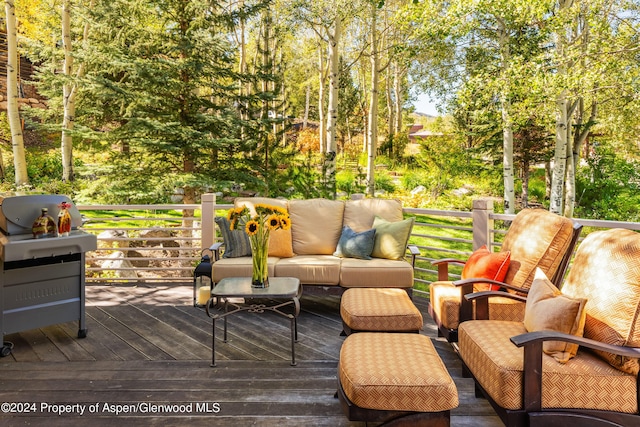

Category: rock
[411, 185, 427, 195]
[101, 252, 138, 279]
[97, 229, 129, 248]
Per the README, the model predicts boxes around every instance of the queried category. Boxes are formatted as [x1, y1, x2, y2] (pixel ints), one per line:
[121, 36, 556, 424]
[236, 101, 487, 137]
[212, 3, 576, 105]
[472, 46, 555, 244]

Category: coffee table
[205, 276, 302, 366]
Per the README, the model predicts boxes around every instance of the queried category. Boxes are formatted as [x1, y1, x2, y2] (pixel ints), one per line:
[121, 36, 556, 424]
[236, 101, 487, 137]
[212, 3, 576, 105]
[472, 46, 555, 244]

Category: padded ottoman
[340, 288, 423, 334]
[338, 333, 458, 425]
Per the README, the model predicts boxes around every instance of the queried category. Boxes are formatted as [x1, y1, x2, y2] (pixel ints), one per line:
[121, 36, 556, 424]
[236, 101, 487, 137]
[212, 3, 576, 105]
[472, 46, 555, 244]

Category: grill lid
[0, 194, 83, 235]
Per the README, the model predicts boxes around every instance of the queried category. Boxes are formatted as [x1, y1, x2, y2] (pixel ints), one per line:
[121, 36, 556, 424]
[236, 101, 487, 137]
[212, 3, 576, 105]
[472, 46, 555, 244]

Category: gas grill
[0, 194, 97, 356]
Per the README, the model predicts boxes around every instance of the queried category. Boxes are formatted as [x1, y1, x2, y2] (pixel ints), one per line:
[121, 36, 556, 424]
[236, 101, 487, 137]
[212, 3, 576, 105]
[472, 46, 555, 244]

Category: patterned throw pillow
[333, 225, 376, 260]
[214, 216, 251, 258]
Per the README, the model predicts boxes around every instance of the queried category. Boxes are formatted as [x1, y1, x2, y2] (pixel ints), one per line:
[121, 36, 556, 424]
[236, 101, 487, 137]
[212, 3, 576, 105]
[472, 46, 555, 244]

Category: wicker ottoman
[340, 288, 423, 334]
[338, 333, 458, 426]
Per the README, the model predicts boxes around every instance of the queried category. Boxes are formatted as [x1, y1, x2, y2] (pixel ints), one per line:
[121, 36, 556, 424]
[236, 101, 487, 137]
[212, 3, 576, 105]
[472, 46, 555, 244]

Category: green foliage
[575, 146, 640, 222]
[336, 169, 366, 196]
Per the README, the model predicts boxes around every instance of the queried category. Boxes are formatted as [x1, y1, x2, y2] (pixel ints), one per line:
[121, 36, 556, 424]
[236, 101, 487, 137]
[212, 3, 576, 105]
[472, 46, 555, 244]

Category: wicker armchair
[459, 228, 640, 427]
[428, 208, 582, 342]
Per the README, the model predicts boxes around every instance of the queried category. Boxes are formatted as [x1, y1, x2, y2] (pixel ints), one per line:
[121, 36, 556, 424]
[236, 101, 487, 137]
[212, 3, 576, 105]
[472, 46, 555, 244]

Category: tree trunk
[61, 0, 75, 182]
[324, 18, 341, 198]
[550, 91, 568, 214]
[522, 161, 530, 208]
[393, 62, 403, 136]
[5, 0, 28, 187]
[386, 64, 394, 158]
[498, 21, 515, 214]
[366, 3, 378, 197]
[317, 46, 326, 153]
[303, 84, 310, 129]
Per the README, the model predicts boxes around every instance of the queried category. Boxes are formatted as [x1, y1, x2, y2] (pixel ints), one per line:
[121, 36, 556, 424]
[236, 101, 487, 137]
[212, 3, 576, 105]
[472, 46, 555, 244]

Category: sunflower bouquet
[227, 203, 291, 287]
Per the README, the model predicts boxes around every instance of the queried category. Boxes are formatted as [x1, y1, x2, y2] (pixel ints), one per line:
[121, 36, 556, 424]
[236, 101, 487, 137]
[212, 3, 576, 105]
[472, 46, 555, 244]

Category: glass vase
[250, 234, 269, 288]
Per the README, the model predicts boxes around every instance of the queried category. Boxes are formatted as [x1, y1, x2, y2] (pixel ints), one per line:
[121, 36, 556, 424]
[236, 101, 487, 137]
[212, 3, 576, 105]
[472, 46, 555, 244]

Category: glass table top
[212, 277, 301, 298]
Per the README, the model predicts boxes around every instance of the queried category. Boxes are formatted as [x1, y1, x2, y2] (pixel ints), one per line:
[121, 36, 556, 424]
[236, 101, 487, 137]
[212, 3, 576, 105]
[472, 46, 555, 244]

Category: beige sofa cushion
[212, 256, 279, 283]
[234, 197, 294, 258]
[274, 255, 341, 285]
[561, 228, 640, 375]
[459, 320, 638, 413]
[343, 198, 403, 232]
[289, 199, 344, 255]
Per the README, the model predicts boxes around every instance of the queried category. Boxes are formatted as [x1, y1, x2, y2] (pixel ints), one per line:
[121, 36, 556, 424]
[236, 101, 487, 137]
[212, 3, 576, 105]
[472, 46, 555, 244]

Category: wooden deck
[0, 282, 502, 426]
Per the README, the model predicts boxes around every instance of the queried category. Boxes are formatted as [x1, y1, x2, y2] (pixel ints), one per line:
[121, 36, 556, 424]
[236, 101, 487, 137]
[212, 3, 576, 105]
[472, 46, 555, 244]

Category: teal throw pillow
[215, 216, 252, 258]
[333, 225, 376, 260]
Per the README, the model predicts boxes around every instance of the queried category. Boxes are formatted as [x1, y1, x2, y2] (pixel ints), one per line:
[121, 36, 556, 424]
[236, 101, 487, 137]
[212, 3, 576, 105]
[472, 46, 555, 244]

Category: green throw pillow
[333, 225, 376, 260]
[371, 216, 415, 260]
[214, 216, 252, 258]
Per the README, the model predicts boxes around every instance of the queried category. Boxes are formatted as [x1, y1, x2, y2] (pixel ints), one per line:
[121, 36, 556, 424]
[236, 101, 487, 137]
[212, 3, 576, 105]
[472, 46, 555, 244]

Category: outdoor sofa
[210, 197, 419, 293]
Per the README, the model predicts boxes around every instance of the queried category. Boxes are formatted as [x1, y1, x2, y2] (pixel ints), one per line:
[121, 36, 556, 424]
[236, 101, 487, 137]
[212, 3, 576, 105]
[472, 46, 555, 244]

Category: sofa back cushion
[501, 209, 575, 293]
[343, 198, 403, 233]
[561, 228, 640, 375]
[234, 197, 294, 257]
[289, 199, 345, 255]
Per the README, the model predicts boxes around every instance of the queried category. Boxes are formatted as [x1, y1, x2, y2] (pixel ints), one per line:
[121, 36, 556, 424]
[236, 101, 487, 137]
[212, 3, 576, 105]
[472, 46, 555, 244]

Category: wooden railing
[79, 195, 640, 291]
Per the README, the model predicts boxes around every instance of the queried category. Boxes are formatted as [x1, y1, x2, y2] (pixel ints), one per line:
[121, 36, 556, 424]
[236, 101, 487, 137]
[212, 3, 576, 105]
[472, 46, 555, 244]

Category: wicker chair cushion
[459, 320, 638, 413]
[339, 333, 458, 412]
[500, 209, 575, 293]
[430, 281, 526, 329]
[340, 288, 423, 332]
[561, 228, 640, 375]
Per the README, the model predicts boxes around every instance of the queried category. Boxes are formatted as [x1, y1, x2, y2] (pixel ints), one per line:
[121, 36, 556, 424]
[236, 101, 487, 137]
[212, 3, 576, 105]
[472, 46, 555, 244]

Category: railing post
[201, 193, 216, 251]
[472, 198, 494, 251]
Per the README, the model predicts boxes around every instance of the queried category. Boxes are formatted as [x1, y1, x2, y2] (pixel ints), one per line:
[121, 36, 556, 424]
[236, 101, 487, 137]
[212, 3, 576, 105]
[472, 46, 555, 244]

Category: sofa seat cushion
[430, 281, 526, 330]
[339, 257, 413, 288]
[212, 256, 279, 283]
[340, 288, 423, 332]
[289, 199, 344, 255]
[274, 255, 341, 285]
[339, 333, 458, 412]
[458, 320, 638, 413]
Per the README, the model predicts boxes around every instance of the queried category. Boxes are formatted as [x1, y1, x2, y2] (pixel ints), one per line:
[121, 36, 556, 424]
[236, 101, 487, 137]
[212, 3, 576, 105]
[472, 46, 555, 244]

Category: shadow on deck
[0, 283, 502, 426]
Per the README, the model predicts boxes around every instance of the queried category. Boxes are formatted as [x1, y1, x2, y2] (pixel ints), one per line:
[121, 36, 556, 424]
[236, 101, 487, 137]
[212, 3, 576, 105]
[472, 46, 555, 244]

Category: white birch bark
[393, 63, 402, 135]
[5, 0, 28, 187]
[324, 18, 341, 197]
[61, 0, 75, 182]
[497, 20, 515, 214]
[317, 46, 326, 153]
[550, 92, 568, 214]
[366, 3, 378, 197]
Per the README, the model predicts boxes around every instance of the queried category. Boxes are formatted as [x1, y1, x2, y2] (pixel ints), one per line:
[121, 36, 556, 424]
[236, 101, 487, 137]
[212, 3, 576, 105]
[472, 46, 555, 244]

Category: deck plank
[0, 283, 502, 426]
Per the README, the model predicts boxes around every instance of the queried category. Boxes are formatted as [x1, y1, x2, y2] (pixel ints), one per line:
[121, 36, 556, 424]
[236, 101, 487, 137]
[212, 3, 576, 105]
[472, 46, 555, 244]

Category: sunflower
[245, 220, 259, 236]
[266, 214, 281, 230]
[279, 216, 291, 230]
